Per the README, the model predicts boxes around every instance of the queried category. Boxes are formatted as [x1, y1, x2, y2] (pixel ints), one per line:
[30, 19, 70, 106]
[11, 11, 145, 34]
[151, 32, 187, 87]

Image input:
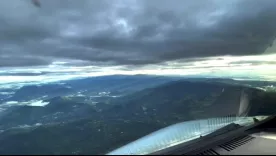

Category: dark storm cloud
[0, 0, 276, 67]
[0, 55, 51, 67]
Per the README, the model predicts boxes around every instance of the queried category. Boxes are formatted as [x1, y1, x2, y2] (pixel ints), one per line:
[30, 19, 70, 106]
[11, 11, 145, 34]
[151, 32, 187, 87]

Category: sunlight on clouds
[0, 54, 275, 89]
[130, 54, 276, 79]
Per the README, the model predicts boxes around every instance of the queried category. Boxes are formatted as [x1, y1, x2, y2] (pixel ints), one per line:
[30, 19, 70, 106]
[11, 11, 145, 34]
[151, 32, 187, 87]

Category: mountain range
[0, 75, 275, 154]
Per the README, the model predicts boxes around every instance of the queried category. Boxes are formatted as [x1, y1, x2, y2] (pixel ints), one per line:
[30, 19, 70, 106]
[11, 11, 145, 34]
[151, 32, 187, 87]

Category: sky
[0, 0, 276, 85]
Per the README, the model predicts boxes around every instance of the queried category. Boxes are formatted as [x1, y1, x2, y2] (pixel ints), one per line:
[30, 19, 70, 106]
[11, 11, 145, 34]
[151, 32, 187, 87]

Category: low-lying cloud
[0, 54, 275, 90]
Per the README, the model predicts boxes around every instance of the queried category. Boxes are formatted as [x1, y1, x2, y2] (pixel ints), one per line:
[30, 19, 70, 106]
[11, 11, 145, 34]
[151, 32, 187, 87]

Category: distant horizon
[0, 73, 272, 90]
[0, 53, 275, 89]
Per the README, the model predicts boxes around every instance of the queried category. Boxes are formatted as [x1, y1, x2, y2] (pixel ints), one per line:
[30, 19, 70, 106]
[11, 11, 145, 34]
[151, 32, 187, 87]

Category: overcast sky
[0, 0, 276, 66]
[0, 0, 276, 84]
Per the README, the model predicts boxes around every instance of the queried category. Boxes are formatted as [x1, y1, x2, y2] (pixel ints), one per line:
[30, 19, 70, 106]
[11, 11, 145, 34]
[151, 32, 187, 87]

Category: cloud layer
[0, 0, 276, 67]
[0, 53, 275, 90]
